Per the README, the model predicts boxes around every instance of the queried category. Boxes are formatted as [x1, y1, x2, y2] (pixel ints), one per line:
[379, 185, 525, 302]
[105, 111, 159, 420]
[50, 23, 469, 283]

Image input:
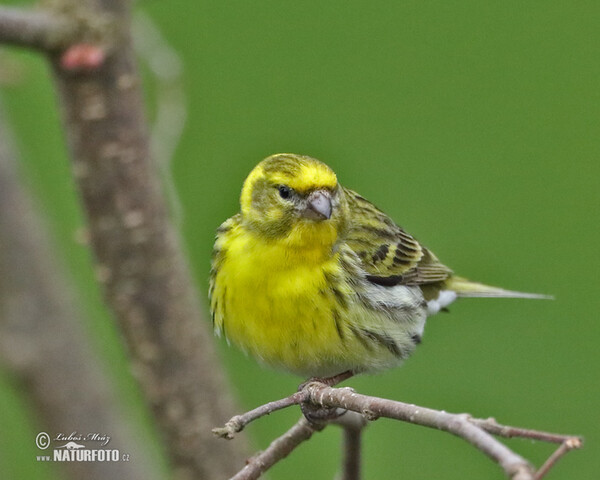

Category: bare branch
[218, 382, 582, 480]
[231, 418, 324, 480]
[534, 438, 583, 480]
[0, 104, 163, 480]
[469, 417, 581, 444]
[0, 6, 74, 51]
[1, 0, 250, 477]
[0, 0, 249, 476]
[213, 372, 355, 439]
[302, 383, 582, 480]
[213, 392, 304, 439]
[340, 416, 364, 480]
[304, 384, 533, 476]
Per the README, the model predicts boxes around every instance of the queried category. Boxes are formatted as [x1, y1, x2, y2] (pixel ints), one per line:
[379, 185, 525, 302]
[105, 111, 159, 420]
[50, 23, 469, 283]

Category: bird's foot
[300, 402, 344, 424]
[297, 370, 354, 424]
[298, 370, 354, 391]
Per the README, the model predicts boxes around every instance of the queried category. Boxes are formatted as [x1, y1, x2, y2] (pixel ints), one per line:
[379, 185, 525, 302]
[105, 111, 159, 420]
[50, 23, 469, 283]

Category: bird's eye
[278, 185, 292, 199]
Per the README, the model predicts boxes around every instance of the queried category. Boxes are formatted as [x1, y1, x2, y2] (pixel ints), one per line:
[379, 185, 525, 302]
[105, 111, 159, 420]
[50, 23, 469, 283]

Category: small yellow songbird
[209, 154, 548, 380]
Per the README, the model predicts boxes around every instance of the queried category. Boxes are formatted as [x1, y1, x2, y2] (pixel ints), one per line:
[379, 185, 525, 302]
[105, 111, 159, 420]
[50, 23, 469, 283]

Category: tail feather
[446, 276, 554, 300]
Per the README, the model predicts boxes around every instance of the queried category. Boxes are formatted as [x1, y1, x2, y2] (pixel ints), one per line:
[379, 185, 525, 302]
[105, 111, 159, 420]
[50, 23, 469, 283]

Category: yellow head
[240, 154, 348, 248]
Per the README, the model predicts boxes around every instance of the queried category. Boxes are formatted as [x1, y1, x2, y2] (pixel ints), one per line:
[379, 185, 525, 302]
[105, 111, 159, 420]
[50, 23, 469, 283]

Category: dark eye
[278, 185, 292, 199]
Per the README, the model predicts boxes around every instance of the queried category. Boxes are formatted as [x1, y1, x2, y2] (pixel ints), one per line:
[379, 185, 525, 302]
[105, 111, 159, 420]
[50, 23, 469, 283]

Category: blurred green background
[1, 1, 598, 478]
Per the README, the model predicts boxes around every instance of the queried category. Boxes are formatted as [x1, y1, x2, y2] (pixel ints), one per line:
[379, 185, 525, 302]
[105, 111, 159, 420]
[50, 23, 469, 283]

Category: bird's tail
[445, 276, 553, 300]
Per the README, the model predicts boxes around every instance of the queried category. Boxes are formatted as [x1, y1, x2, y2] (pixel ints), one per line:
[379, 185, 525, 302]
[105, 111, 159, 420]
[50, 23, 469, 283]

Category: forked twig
[534, 437, 582, 480]
[216, 382, 583, 480]
[230, 418, 323, 480]
[213, 392, 304, 439]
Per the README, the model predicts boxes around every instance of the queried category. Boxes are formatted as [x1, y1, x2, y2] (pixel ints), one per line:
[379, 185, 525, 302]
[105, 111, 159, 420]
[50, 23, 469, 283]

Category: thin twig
[470, 417, 581, 444]
[213, 392, 304, 439]
[231, 418, 323, 480]
[218, 382, 582, 480]
[303, 383, 534, 479]
[341, 425, 362, 480]
[329, 410, 366, 480]
[534, 438, 582, 480]
[0, 6, 74, 51]
[214, 373, 358, 439]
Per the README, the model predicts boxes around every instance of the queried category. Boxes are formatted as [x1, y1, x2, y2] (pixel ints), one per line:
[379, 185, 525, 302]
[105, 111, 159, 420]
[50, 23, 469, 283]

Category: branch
[0, 6, 74, 51]
[339, 412, 365, 480]
[230, 418, 324, 480]
[534, 438, 582, 480]
[47, 3, 249, 479]
[0, 104, 163, 480]
[213, 392, 304, 439]
[0, 0, 248, 477]
[217, 382, 583, 480]
[305, 384, 531, 479]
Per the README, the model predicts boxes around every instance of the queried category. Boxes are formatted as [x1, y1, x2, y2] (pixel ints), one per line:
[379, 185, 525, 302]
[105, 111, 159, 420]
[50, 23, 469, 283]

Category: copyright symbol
[36, 432, 50, 450]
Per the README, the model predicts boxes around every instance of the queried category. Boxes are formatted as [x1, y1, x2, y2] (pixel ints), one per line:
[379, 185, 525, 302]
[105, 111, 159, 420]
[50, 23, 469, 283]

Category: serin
[209, 154, 548, 380]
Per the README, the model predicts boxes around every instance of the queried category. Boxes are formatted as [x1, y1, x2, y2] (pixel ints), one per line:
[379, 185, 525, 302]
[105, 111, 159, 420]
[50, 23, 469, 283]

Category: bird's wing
[209, 214, 242, 335]
[343, 187, 453, 286]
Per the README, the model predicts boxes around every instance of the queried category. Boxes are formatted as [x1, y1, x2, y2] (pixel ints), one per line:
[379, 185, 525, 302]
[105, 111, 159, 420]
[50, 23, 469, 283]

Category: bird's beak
[303, 190, 332, 220]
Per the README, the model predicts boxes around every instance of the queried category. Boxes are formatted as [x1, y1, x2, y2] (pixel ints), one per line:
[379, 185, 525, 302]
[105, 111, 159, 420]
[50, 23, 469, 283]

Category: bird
[209, 153, 549, 382]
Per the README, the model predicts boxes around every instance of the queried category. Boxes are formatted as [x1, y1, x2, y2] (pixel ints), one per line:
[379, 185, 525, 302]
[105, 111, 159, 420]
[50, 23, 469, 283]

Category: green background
[1, 1, 598, 478]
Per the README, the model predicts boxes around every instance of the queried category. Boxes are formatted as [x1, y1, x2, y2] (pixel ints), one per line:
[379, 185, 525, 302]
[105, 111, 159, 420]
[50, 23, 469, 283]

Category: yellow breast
[212, 224, 356, 376]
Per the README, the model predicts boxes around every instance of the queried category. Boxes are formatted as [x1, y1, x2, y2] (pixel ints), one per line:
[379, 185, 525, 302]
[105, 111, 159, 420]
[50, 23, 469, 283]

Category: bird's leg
[321, 370, 355, 386]
[298, 370, 354, 391]
[298, 370, 354, 423]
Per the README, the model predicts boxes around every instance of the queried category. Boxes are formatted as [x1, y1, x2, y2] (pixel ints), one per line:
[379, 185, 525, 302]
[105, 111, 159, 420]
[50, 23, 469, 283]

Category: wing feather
[343, 188, 453, 287]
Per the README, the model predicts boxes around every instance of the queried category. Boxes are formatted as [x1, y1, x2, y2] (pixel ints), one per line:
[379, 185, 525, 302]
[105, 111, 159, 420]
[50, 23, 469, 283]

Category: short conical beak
[304, 190, 332, 220]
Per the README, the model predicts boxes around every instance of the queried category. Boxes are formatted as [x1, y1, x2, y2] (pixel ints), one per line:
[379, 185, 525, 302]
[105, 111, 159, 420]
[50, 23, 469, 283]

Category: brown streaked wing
[343, 187, 453, 287]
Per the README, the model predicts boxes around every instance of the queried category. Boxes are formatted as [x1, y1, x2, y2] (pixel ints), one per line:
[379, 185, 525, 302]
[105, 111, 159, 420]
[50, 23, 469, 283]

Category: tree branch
[340, 415, 364, 480]
[0, 6, 74, 51]
[0, 0, 249, 478]
[0, 104, 163, 480]
[534, 438, 582, 480]
[230, 418, 324, 480]
[213, 392, 304, 439]
[217, 382, 583, 480]
[42, 0, 249, 477]
[308, 384, 534, 478]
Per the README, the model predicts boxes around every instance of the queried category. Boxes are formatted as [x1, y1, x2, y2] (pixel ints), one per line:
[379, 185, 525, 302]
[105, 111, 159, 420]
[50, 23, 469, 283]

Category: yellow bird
[209, 154, 548, 380]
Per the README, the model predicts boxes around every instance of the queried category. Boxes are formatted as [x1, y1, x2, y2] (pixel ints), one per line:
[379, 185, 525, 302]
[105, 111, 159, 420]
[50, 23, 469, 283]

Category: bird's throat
[279, 220, 339, 264]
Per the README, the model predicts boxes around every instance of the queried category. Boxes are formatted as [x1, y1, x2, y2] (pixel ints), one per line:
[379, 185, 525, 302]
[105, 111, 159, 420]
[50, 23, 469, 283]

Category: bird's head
[240, 153, 348, 248]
